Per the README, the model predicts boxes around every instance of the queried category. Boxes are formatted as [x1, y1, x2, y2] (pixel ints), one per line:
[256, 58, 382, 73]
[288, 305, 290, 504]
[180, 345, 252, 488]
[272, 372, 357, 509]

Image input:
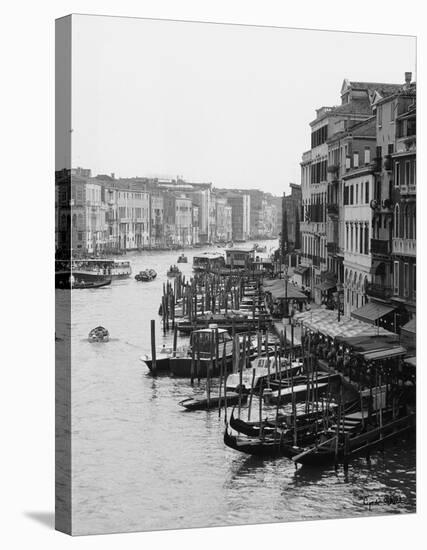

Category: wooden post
[258, 379, 264, 439]
[173, 324, 178, 357]
[190, 334, 195, 386]
[150, 320, 157, 373]
[248, 367, 256, 421]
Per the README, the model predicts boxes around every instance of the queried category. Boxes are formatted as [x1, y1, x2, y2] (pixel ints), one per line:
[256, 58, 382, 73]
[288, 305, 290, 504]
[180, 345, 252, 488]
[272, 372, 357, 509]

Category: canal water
[62, 240, 415, 535]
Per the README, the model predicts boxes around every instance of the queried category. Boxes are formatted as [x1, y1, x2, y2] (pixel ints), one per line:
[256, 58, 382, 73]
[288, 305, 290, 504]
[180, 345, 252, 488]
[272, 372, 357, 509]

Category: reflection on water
[65, 241, 415, 535]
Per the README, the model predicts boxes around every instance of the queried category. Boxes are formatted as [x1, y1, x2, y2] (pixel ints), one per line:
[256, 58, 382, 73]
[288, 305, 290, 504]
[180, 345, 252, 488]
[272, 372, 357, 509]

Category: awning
[293, 265, 308, 275]
[262, 279, 307, 300]
[404, 356, 416, 368]
[351, 302, 396, 324]
[315, 281, 336, 291]
[360, 346, 407, 361]
[401, 317, 416, 335]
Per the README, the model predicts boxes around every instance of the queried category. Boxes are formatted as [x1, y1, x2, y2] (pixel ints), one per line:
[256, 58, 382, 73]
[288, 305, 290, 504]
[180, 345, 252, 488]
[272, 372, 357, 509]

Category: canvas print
[55, 14, 416, 536]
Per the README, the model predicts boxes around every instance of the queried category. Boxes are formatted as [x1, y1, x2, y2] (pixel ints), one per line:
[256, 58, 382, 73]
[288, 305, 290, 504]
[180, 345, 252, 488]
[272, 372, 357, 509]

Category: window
[350, 185, 354, 205]
[394, 204, 400, 238]
[355, 184, 358, 203]
[353, 152, 359, 168]
[390, 101, 395, 122]
[78, 232, 83, 241]
[393, 261, 400, 295]
[378, 105, 382, 126]
[364, 147, 371, 165]
[364, 225, 369, 255]
[388, 143, 394, 155]
[365, 181, 369, 203]
[395, 162, 400, 187]
[413, 263, 416, 299]
[404, 263, 409, 297]
[360, 225, 363, 254]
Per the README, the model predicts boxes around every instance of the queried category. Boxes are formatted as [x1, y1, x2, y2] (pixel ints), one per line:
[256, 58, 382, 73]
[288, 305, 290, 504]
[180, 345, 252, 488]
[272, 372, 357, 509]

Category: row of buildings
[290, 72, 416, 335]
[55, 171, 281, 255]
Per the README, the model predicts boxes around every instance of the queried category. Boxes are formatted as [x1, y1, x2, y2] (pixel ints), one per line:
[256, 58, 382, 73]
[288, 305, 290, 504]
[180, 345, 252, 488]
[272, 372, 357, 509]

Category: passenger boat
[135, 269, 157, 282]
[169, 326, 234, 378]
[55, 265, 112, 289]
[167, 265, 181, 277]
[88, 326, 110, 343]
[177, 254, 188, 263]
[71, 258, 132, 279]
[192, 252, 225, 273]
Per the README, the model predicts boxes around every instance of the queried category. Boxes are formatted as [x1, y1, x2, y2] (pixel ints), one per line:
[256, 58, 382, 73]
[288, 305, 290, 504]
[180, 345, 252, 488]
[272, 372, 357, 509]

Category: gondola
[179, 392, 247, 411]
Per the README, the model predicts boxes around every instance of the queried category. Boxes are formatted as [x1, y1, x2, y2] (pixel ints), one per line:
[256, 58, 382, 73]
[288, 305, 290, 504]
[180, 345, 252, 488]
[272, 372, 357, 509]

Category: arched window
[408, 204, 414, 239]
[404, 205, 409, 238]
[394, 204, 400, 238]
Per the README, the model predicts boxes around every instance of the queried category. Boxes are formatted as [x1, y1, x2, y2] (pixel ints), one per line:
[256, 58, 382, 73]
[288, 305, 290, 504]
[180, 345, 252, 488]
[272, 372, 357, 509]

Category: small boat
[72, 278, 112, 289]
[140, 345, 188, 372]
[167, 265, 181, 277]
[88, 326, 110, 342]
[135, 269, 157, 282]
[179, 392, 247, 411]
[177, 254, 188, 264]
[169, 326, 234, 378]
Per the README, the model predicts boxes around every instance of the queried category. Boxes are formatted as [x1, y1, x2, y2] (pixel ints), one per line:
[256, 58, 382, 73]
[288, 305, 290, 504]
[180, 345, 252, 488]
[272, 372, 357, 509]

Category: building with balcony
[150, 191, 165, 248]
[116, 187, 150, 250]
[391, 97, 416, 323]
[342, 165, 375, 315]
[367, 74, 415, 316]
[222, 192, 251, 242]
[281, 183, 302, 267]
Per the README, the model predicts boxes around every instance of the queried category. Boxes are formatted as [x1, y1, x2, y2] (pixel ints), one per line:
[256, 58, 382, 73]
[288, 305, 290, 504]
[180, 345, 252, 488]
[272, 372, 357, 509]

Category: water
[60, 240, 415, 535]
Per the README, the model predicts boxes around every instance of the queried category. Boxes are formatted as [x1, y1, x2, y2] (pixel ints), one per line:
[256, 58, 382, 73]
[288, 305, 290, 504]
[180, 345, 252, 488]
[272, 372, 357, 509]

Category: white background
[0, 1, 425, 548]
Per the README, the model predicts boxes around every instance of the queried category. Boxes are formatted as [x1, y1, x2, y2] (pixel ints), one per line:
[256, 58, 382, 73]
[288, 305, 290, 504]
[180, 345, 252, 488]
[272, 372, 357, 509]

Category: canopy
[401, 317, 416, 335]
[294, 308, 394, 340]
[360, 346, 407, 361]
[404, 356, 416, 368]
[315, 281, 336, 291]
[262, 279, 307, 300]
[351, 302, 396, 324]
[293, 265, 308, 275]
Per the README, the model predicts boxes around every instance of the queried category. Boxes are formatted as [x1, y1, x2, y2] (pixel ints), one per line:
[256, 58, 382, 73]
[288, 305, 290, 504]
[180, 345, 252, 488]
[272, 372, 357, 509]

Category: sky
[69, 15, 416, 196]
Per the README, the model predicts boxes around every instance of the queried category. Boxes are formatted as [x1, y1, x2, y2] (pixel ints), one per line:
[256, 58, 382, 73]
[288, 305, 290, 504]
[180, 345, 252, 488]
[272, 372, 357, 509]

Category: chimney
[404, 72, 412, 85]
[111, 173, 115, 179]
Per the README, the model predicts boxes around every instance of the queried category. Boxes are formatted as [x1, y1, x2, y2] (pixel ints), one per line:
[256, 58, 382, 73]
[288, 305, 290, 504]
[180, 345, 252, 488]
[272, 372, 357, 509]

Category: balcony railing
[366, 283, 393, 300]
[370, 238, 390, 255]
[392, 238, 416, 257]
[326, 203, 339, 216]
